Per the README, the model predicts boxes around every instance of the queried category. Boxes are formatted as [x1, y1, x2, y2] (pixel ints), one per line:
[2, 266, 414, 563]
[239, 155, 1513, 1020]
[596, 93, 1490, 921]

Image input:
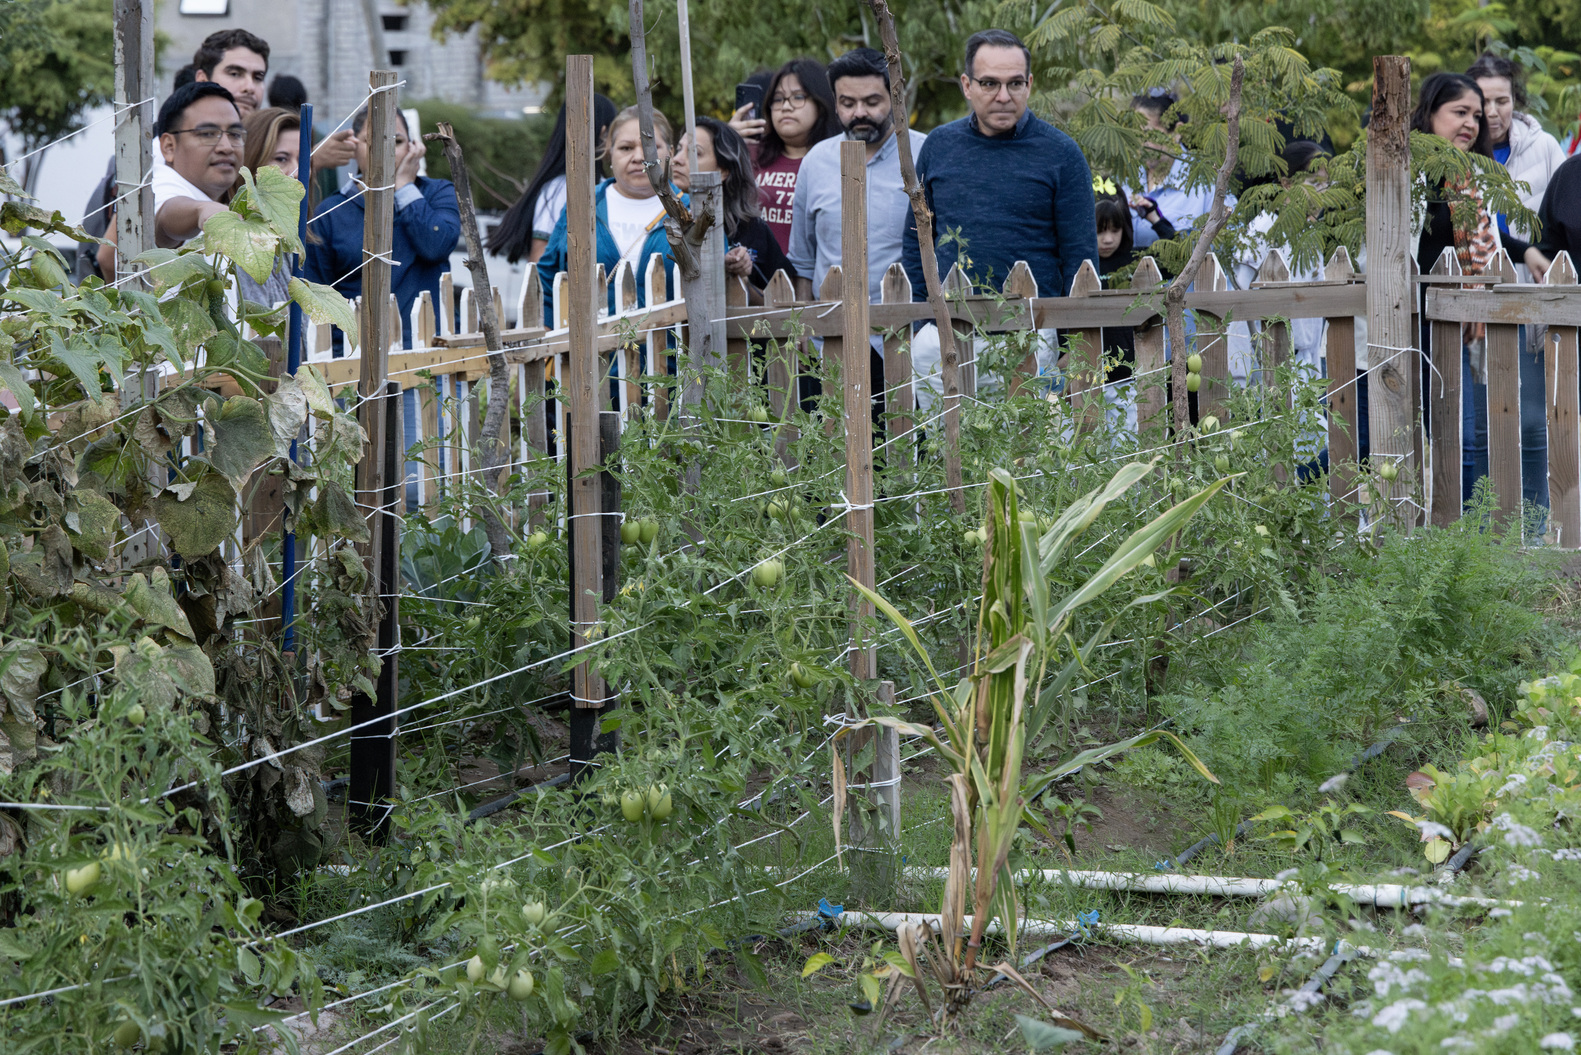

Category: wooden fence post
[1195, 254, 1231, 422]
[944, 264, 975, 401]
[1366, 55, 1416, 529]
[1003, 261, 1039, 397]
[520, 265, 549, 526]
[1485, 249, 1522, 530]
[112, 0, 153, 285]
[1325, 247, 1359, 505]
[819, 266, 845, 438]
[765, 268, 801, 466]
[1547, 253, 1580, 548]
[645, 252, 672, 423]
[1132, 257, 1167, 440]
[841, 140, 877, 683]
[1065, 261, 1103, 433]
[565, 54, 606, 723]
[1429, 249, 1464, 528]
[881, 263, 914, 472]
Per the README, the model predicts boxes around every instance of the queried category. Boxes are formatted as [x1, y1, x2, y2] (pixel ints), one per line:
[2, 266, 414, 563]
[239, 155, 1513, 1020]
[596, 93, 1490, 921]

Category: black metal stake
[349, 381, 403, 841]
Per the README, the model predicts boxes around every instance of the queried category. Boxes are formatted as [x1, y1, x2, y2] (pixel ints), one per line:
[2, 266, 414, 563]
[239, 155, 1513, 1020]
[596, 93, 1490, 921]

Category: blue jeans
[1460, 329, 1548, 508]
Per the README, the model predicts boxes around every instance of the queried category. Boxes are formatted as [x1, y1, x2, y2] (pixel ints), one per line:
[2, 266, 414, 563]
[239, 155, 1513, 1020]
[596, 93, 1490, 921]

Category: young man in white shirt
[151, 82, 245, 249]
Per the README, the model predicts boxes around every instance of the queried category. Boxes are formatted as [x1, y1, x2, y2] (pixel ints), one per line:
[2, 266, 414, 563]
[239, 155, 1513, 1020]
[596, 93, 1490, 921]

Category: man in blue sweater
[901, 29, 1098, 382]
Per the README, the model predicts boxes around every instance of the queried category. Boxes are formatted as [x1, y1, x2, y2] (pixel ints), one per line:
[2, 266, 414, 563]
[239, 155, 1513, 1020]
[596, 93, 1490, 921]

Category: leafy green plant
[1252, 799, 1372, 859]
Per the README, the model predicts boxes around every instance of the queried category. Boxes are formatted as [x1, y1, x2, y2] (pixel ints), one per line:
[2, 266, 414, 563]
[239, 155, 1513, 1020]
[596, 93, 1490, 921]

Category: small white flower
[1491, 907, 1514, 918]
[1319, 773, 1350, 794]
[1402, 924, 1428, 938]
[1440, 1039, 1473, 1050]
[1373, 999, 1427, 1033]
[1504, 864, 1541, 885]
[1416, 820, 1455, 841]
[1490, 1013, 1521, 1035]
[1286, 989, 1325, 1012]
[1544, 1034, 1578, 1051]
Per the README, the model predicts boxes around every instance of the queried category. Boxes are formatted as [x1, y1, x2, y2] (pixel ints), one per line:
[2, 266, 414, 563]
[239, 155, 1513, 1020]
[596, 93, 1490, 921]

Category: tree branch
[425, 121, 515, 564]
[863, 0, 965, 513]
[1167, 54, 1244, 438]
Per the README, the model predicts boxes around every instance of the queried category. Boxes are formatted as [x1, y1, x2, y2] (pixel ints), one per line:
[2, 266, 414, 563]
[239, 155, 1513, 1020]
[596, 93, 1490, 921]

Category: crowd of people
[74, 23, 1581, 514]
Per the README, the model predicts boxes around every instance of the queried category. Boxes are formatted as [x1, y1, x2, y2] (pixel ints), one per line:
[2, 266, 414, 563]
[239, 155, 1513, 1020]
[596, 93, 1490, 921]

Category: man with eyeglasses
[902, 29, 1098, 386]
[151, 82, 247, 250]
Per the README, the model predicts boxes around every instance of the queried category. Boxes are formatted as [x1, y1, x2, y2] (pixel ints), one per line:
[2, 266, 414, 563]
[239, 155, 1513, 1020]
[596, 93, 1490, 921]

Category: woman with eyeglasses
[671, 116, 798, 299]
[729, 58, 842, 253]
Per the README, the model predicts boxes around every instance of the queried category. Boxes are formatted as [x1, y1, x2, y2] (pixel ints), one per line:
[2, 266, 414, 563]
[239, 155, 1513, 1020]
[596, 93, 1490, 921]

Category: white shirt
[533, 174, 567, 241]
[151, 159, 221, 246]
[604, 188, 664, 271]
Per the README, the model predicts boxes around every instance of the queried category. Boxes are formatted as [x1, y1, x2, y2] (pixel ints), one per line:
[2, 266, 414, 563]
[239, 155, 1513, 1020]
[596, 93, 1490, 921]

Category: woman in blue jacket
[537, 106, 685, 321]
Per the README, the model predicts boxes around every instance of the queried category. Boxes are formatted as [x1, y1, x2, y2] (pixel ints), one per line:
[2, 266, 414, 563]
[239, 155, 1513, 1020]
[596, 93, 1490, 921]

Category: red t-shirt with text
[755, 152, 802, 254]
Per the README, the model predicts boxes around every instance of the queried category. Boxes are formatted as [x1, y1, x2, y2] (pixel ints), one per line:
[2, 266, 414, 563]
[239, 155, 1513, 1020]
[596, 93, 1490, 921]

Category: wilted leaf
[153, 472, 239, 558]
[284, 766, 318, 818]
[267, 378, 309, 456]
[296, 365, 334, 418]
[131, 248, 216, 294]
[0, 362, 37, 422]
[204, 210, 281, 284]
[288, 277, 357, 345]
[123, 569, 196, 640]
[0, 641, 47, 722]
[801, 953, 835, 978]
[68, 489, 120, 561]
[207, 396, 274, 489]
[249, 166, 306, 253]
[314, 480, 369, 544]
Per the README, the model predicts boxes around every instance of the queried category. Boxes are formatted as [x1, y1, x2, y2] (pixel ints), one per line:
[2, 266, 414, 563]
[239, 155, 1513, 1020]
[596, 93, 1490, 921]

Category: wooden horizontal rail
[1425, 287, 1581, 326]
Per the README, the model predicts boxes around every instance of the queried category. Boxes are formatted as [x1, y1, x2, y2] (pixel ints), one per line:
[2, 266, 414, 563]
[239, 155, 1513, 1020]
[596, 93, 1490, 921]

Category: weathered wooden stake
[565, 55, 606, 719]
[1546, 253, 1580, 548]
[1365, 55, 1416, 528]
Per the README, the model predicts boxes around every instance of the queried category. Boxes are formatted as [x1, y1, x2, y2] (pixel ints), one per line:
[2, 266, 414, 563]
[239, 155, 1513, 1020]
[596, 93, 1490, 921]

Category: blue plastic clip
[818, 897, 844, 920]
[1075, 908, 1101, 937]
[1153, 859, 1173, 871]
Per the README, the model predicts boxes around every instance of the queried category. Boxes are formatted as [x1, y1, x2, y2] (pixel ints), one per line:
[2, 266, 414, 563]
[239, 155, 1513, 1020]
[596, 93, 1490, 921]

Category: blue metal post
[281, 104, 312, 655]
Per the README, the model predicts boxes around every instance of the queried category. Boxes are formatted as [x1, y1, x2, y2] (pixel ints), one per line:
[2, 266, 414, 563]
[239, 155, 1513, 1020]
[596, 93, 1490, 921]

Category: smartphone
[735, 82, 764, 120]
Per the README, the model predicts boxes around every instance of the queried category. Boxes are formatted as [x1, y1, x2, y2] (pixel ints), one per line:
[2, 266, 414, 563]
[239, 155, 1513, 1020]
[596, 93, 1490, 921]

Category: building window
[388, 49, 408, 67]
[178, 0, 229, 13]
[381, 14, 409, 32]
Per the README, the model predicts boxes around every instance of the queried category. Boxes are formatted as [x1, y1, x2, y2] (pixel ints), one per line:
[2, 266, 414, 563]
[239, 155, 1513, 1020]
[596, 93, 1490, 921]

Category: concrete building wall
[154, 0, 544, 131]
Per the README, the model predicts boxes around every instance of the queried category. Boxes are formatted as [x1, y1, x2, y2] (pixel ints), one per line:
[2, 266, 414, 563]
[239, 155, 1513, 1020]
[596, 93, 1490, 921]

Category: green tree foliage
[411, 0, 995, 128]
[412, 99, 556, 209]
[0, 0, 115, 182]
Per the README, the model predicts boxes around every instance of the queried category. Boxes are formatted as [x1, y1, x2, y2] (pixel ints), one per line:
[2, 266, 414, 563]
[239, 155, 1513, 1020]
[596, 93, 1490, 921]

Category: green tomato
[650, 789, 673, 821]
[751, 559, 783, 588]
[113, 1021, 142, 1049]
[1185, 372, 1201, 393]
[465, 955, 486, 984]
[767, 500, 788, 520]
[749, 406, 771, 423]
[1186, 353, 1203, 373]
[463, 615, 481, 632]
[507, 969, 535, 1001]
[526, 531, 549, 551]
[124, 704, 146, 727]
[521, 900, 547, 927]
[790, 662, 815, 689]
[639, 520, 659, 544]
[1199, 414, 1220, 434]
[1379, 460, 1399, 482]
[769, 469, 788, 487]
[1215, 454, 1231, 474]
[621, 791, 646, 822]
[620, 521, 641, 545]
[64, 861, 100, 896]
[646, 784, 666, 813]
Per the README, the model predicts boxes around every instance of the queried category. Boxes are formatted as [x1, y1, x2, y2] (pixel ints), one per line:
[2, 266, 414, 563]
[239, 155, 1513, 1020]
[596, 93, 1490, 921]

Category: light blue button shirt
[788, 129, 924, 302]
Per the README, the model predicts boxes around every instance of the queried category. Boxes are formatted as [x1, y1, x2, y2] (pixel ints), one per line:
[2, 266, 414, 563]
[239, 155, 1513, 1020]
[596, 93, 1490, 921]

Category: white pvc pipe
[850, 911, 1331, 954]
[902, 867, 1519, 910]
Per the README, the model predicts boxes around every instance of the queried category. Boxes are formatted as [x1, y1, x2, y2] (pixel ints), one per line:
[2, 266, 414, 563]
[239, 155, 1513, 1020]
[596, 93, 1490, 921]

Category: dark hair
[964, 29, 1030, 78]
[828, 48, 889, 93]
[1410, 72, 1491, 156]
[1280, 139, 1330, 177]
[1094, 191, 1133, 258]
[694, 116, 760, 238]
[156, 81, 238, 137]
[268, 74, 307, 111]
[173, 64, 197, 90]
[1466, 52, 1529, 110]
[1132, 87, 1180, 127]
[193, 29, 270, 76]
[351, 105, 409, 136]
[489, 93, 618, 262]
[754, 58, 841, 169]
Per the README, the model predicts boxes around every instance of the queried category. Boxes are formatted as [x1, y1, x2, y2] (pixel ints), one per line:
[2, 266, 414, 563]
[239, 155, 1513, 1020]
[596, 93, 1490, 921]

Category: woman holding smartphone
[729, 58, 841, 253]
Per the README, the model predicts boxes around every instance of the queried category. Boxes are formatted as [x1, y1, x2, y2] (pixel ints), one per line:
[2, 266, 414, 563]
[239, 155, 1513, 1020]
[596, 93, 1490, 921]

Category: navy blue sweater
[902, 110, 1098, 299]
[305, 176, 461, 350]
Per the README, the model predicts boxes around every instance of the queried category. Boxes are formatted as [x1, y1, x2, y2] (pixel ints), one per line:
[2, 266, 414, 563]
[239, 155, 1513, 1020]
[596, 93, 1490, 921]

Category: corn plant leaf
[1038, 459, 1157, 575]
[1045, 476, 1234, 637]
[849, 576, 952, 699]
[1024, 728, 1219, 804]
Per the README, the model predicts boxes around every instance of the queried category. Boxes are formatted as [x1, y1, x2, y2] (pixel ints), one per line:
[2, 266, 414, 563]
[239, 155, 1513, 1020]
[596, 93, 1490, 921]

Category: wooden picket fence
[210, 241, 1581, 549]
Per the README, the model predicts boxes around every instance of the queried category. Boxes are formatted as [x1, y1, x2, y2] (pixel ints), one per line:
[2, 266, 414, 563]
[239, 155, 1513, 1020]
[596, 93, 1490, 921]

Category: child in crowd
[1094, 184, 1174, 382]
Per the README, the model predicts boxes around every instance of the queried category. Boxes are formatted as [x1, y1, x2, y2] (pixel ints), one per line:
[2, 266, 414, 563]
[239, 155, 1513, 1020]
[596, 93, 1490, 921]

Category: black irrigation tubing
[465, 773, 572, 823]
[1168, 726, 1411, 871]
[1215, 941, 1360, 1055]
[1440, 841, 1481, 876]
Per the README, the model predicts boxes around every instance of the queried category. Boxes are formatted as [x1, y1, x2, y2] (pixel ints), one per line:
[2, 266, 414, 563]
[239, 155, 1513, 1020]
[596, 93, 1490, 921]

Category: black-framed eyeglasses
[169, 125, 247, 146]
[966, 75, 1031, 96]
[770, 91, 811, 109]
